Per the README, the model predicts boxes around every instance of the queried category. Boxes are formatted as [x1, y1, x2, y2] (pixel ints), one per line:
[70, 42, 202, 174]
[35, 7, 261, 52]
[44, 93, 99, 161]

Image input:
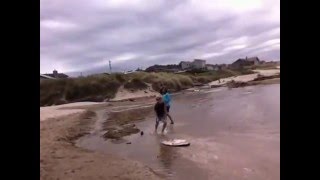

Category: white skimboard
[161, 139, 190, 147]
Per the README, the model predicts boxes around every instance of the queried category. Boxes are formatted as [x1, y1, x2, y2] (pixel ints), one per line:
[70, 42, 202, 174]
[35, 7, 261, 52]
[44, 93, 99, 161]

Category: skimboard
[161, 139, 190, 147]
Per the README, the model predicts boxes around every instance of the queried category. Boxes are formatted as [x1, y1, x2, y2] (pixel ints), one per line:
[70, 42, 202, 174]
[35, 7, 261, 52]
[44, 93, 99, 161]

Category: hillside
[40, 69, 255, 106]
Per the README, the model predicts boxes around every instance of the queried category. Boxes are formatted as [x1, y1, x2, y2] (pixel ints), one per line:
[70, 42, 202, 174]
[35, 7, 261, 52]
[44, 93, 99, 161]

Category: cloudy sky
[40, 0, 280, 75]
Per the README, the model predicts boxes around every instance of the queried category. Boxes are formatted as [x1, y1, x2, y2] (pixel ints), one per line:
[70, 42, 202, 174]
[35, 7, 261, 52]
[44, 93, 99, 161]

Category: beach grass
[40, 69, 255, 106]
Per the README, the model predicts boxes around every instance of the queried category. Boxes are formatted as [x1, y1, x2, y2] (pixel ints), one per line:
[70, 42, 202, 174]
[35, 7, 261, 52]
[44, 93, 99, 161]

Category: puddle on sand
[76, 112, 209, 179]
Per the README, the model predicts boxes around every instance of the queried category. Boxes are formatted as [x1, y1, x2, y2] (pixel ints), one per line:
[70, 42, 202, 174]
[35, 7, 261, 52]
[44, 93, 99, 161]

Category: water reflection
[156, 137, 176, 177]
[167, 124, 175, 134]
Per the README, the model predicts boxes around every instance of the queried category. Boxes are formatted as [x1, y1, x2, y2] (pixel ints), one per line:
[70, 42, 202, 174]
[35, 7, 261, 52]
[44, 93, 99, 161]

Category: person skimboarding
[161, 88, 174, 124]
[154, 97, 167, 134]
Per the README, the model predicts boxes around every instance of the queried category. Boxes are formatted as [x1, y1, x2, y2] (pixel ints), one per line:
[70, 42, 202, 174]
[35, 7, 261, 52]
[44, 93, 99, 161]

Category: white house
[179, 59, 206, 70]
[206, 64, 219, 71]
[245, 57, 260, 65]
[192, 59, 206, 69]
[180, 61, 192, 69]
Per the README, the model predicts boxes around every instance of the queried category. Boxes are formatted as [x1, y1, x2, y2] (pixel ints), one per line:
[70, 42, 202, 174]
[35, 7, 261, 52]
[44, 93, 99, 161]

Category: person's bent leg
[167, 113, 174, 124]
[155, 118, 159, 132]
[166, 106, 174, 124]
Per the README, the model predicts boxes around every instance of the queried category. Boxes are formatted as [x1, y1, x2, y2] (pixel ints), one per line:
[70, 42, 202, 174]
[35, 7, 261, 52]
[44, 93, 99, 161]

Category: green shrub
[40, 76, 121, 106]
[40, 79, 69, 106]
[113, 73, 126, 83]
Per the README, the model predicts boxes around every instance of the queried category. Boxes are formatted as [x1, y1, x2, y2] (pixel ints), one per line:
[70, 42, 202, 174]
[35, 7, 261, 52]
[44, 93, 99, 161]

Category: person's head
[159, 88, 163, 95]
[156, 96, 162, 102]
[159, 86, 166, 95]
[163, 88, 168, 94]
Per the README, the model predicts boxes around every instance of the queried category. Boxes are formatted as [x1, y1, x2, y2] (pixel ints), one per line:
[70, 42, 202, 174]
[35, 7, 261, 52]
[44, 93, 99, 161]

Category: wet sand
[40, 102, 103, 121]
[40, 103, 162, 180]
[77, 83, 280, 180]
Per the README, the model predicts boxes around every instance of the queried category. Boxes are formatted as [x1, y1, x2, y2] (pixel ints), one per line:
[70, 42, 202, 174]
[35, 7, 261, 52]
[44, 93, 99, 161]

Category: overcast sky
[40, 0, 280, 75]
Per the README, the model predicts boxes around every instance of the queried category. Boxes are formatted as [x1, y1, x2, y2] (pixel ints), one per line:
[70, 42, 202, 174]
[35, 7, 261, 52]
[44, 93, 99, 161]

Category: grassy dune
[40, 69, 254, 106]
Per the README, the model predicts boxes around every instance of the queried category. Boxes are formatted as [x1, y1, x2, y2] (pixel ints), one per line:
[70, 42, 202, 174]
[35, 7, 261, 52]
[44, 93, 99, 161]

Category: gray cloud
[40, 0, 280, 75]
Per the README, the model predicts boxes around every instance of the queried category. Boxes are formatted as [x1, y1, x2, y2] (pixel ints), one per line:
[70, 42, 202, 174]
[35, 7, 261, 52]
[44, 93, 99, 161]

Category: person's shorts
[156, 115, 166, 123]
[166, 106, 170, 112]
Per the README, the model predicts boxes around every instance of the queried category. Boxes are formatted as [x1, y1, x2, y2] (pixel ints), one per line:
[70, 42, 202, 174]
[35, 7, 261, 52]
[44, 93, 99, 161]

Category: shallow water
[77, 84, 280, 180]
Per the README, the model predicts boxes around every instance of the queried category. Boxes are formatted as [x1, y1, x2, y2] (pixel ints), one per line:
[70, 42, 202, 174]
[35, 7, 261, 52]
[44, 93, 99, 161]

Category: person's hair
[160, 87, 166, 95]
[163, 88, 168, 94]
[159, 88, 163, 94]
[156, 97, 161, 101]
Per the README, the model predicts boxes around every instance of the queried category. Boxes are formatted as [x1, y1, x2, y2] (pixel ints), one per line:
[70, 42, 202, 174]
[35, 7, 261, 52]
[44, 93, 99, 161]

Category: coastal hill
[40, 57, 279, 106]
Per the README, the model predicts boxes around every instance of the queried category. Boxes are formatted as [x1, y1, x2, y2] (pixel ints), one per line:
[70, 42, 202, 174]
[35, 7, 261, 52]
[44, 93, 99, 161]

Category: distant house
[179, 61, 192, 70]
[245, 57, 260, 65]
[193, 59, 206, 69]
[219, 64, 228, 70]
[206, 64, 219, 71]
[179, 59, 206, 70]
[260, 60, 266, 64]
[262, 61, 280, 67]
[44, 70, 69, 79]
[206, 64, 214, 71]
[230, 57, 260, 69]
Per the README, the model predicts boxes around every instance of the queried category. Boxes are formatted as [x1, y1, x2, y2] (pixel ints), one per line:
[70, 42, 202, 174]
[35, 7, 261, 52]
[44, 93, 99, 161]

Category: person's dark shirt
[154, 102, 165, 117]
